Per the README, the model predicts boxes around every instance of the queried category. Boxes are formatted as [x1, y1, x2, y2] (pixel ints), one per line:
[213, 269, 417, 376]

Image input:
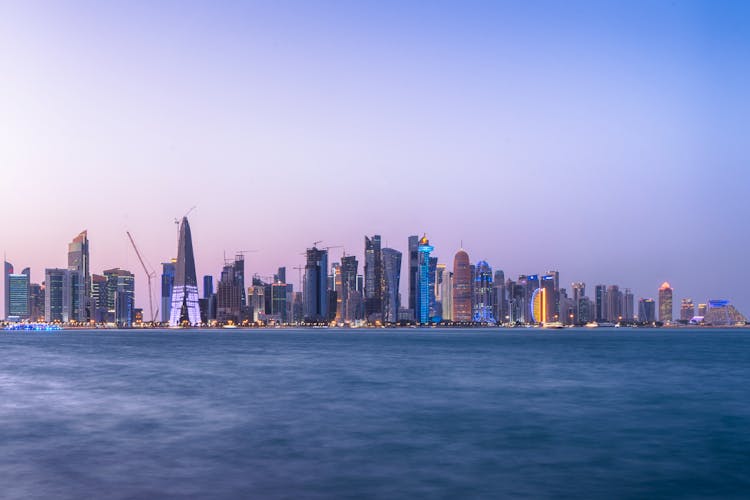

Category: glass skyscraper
[381, 248, 402, 324]
[416, 235, 434, 323]
[169, 217, 201, 326]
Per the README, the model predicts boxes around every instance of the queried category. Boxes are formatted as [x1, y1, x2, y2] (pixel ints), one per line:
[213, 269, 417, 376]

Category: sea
[1, 328, 749, 499]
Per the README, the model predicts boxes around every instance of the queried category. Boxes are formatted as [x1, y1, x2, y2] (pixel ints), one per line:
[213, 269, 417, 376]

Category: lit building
[304, 246, 328, 322]
[595, 285, 607, 322]
[493, 270, 506, 324]
[473, 261, 495, 323]
[541, 274, 557, 322]
[381, 248, 402, 324]
[364, 235, 383, 321]
[67, 230, 90, 322]
[680, 298, 695, 322]
[91, 274, 108, 323]
[340, 255, 359, 323]
[697, 303, 707, 317]
[7, 270, 30, 321]
[658, 282, 673, 323]
[531, 287, 548, 324]
[623, 289, 635, 322]
[606, 285, 622, 323]
[4, 261, 13, 320]
[572, 282, 585, 323]
[639, 298, 656, 323]
[216, 257, 244, 324]
[45, 268, 71, 323]
[29, 283, 45, 322]
[452, 249, 472, 322]
[416, 235, 434, 323]
[525, 275, 539, 322]
[703, 299, 747, 326]
[407, 235, 419, 318]
[103, 268, 135, 327]
[169, 217, 201, 326]
[161, 260, 176, 323]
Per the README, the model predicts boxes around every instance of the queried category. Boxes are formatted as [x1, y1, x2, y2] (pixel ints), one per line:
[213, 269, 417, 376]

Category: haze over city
[1, 1, 748, 312]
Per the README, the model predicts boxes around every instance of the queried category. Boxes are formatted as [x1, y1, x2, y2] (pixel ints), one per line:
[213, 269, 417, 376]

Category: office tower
[332, 263, 343, 322]
[161, 260, 176, 323]
[304, 246, 328, 322]
[606, 285, 622, 323]
[340, 255, 358, 323]
[440, 266, 453, 322]
[541, 274, 557, 322]
[639, 298, 656, 323]
[578, 296, 592, 324]
[493, 270, 506, 324]
[558, 289, 576, 324]
[408, 235, 419, 316]
[680, 298, 695, 322]
[415, 236, 434, 323]
[509, 278, 526, 323]
[658, 282, 673, 323]
[428, 256, 438, 319]
[595, 285, 607, 322]
[217, 259, 243, 323]
[276, 267, 286, 284]
[364, 235, 383, 321]
[249, 284, 266, 322]
[382, 248, 402, 324]
[91, 274, 108, 322]
[7, 271, 30, 320]
[29, 283, 44, 322]
[531, 286, 546, 323]
[169, 217, 201, 326]
[623, 289, 635, 322]
[67, 230, 90, 322]
[697, 303, 707, 317]
[45, 268, 71, 323]
[572, 282, 585, 323]
[525, 275, 539, 322]
[203, 275, 213, 298]
[102, 268, 135, 326]
[270, 282, 288, 323]
[473, 261, 495, 322]
[452, 249, 472, 322]
[4, 261, 13, 319]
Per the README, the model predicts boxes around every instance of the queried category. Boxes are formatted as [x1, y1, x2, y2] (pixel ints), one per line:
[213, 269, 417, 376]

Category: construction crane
[126, 231, 158, 323]
[173, 206, 197, 237]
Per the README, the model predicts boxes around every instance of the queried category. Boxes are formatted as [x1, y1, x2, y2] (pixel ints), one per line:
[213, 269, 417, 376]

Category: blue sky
[1, 1, 748, 312]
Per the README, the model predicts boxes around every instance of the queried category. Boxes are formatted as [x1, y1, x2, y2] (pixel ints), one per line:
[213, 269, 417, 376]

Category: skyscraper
[658, 282, 673, 323]
[103, 268, 135, 326]
[623, 289, 635, 322]
[7, 271, 30, 320]
[639, 298, 656, 323]
[340, 254, 359, 323]
[473, 261, 495, 322]
[408, 235, 419, 316]
[493, 270, 506, 324]
[4, 260, 13, 320]
[572, 282, 585, 323]
[381, 248, 402, 324]
[541, 274, 557, 322]
[92, 274, 108, 323]
[595, 284, 607, 322]
[45, 268, 71, 323]
[161, 260, 176, 323]
[68, 230, 90, 322]
[304, 246, 328, 322]
[452, 249, 472, 322]
[364, 235, 383, 321]
[216, 258, 244, 323]
[416, 235, 434, 323]
[680, 298, 695, 322]
[169, 217, 201, 326]
[606, 285, 622, 323]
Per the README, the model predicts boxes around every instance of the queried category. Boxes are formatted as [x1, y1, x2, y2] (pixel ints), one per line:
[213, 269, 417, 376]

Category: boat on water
[585, 321, 616, 328]
[542, 322, 565, 329]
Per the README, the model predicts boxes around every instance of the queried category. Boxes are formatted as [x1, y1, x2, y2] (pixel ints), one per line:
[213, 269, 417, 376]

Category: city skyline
[1, 2, 748, 314]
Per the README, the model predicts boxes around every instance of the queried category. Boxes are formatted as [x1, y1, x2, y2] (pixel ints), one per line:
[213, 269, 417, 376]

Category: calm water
[1, 328, 749, 499]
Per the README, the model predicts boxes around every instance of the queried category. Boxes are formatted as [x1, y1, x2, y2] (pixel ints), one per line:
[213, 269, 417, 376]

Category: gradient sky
[1, 1, 749, 314]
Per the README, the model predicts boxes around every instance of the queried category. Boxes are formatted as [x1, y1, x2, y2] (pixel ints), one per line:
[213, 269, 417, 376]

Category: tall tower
[68, 230, 90, 322]
[473, 261, 495, 322]
[408, 235, 419, 315]
[364, 235, 383, 321]
[452, 249, 472, 322]
[658, 282, 673, 323]
[169, 217, 201, 326]
[161, 260, 176, 323]
[304, 246, 328, 322]
[381, 248, 402, 324]
[4, 260, 13, 320]
[416, 236, 434, 323]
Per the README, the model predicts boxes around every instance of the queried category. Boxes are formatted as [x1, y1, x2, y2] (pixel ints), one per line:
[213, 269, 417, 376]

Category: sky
[1, 0, 749, 315]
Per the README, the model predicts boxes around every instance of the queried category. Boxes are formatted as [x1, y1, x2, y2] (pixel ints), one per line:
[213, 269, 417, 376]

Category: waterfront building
[161, 260, 176, 323]
[416, 236, 434, 323]
[249, 284, 266, 322]
[169, 217, 201, 326]
[7, 271, 30, 321]
[304, 246, 328, 322]
[606, 285, 622, 323]
[270, 282, 288, 323]
[541, 274, 556, 322]
[408, 235, 419, 314]
[428, 256, 438, 320]
[493, 270, 506, 324]
[473, 261, 495, 323]
[4, 261, 13, 319]
[578, 296, 593, 324]
[572, 282, 585, 323]
[364, 235, 383, 321]
[525, 275, 539, 322]
[595, 284, 607, 322]
[623, 289, 635, 322]
[639, 298, 656, 323]
[680, 298, 695, 322]
[697, 303, 707, 317]
[45, 268, 71, 323]
[91, 274, 108, 322]
[703, 299, 747, 326]
[340, 255, 359, 323]
[382, 248, 402, 324]
[508, 278, 526, 323]
[216, 258, 244, 323]
[67, 230, 90, 322]
[452, 249, 472, 322]
[102, 268, 135, 326]
[658, 282, 673, 323]
[531, 286, 547, 323]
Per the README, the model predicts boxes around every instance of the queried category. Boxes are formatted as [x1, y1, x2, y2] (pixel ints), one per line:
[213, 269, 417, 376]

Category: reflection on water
[1, 329, 750, 499]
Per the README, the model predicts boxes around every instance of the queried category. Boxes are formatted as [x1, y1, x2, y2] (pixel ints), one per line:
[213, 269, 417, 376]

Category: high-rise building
[103, 268, 135, 326]
[381, 248, 402, 324]
[67, 230, 90, 322]
[45, 268, 71, 323]
[493, 270, 506, 324]
[572, 282, 585, 324]
[216, 258, 244, 323]
[7, 271, 30, 320]
[439, 265, 453, 322]
[680, 298, 695, 322]
[304, 246, 328, 322]
[606, 285, 622, 323]
[525, 275, 540, 322]
[639, 298, 657, 323]
[452, 249, 472, 322]
[91, 274, 108, 322]
[161, 260, 176, 323]
[340, 255, 359, 323]
[623, 289, 635, 322]
[658, 282, 673, 323]
[364, 235, 383, 321]
[541, 274, 557, 322]
[473, 261, 495, 322]
[4, 261, 13, 320]
[595, 284, 607, 322]
[416, 236, 434, 323]
[169, 217, 201, 326]
[408, 235, 419, 316]
[29, 283, 44, 322]
[697, 303, 707, 317]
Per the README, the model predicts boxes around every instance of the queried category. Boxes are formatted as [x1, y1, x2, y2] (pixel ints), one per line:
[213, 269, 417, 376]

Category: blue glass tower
[416, 235, 434, 324]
